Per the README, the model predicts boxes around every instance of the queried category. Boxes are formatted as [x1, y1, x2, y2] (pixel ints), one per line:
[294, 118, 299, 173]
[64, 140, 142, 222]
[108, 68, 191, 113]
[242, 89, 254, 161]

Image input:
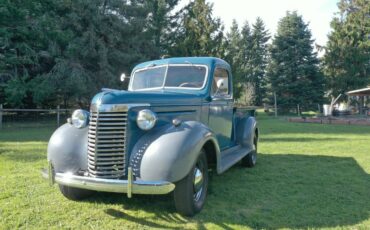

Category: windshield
[130, 65, 208, 91]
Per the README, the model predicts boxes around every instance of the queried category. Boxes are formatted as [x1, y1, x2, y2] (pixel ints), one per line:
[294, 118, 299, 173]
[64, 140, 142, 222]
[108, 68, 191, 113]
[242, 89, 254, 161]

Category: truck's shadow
[85, 153, 370, 229]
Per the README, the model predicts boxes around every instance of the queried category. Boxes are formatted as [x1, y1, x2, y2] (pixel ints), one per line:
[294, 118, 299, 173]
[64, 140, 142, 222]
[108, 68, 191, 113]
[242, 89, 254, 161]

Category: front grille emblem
[112, 165, 119, 171]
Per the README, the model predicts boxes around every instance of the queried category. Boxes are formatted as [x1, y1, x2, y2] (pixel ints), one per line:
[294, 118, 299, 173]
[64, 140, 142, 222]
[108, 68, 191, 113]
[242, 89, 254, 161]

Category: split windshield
[130, 65, 207, 91]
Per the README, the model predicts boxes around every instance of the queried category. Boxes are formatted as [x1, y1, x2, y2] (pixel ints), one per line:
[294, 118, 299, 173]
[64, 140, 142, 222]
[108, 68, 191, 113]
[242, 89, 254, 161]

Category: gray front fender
[47, 124, 88, 173]
[130, 121, 220, 183]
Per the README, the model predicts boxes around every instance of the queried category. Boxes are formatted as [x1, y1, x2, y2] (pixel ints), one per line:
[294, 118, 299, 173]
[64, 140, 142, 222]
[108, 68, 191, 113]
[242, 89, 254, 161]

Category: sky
[179, 0, 340, 48]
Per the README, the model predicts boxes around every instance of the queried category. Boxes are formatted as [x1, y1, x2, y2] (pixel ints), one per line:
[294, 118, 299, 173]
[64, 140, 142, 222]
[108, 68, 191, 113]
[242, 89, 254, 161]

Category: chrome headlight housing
[71, 109, 89, 129]
[137, 109, 157, 130]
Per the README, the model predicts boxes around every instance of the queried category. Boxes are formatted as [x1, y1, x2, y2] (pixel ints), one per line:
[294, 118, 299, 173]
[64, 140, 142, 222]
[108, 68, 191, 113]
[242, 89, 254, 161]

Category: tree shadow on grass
[260, 137, 349, 142]
[83, 153, 370, 229]
[260, 119, 370, 136]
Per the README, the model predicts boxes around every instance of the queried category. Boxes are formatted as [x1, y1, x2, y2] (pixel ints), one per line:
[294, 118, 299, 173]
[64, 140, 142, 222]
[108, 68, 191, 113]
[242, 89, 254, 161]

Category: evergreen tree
[145, 0, 180, 57]
[234, 21, 256, 103]
[224, 20, 243, 98]
[250, 17, 270, 105]
[224, 20, 242, 67]
[240, 21, 253, 84]
[0, 0, 163, 108]
[267, 11, 324, 111]
[168, 0, 224, 57]
[0, 0, 61, 107]
[323, 0, 370, 96]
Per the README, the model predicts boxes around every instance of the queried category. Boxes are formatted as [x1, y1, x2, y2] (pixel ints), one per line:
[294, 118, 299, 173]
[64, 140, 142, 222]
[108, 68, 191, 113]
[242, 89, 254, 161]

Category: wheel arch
[236, 116, 258, 150]
[202, 138, 220, 171]
[255, 127, 259, 142]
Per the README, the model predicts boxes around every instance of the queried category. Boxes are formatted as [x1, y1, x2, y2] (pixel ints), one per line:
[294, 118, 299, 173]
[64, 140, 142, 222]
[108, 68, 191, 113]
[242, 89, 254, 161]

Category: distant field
[0, 114, 369, 229]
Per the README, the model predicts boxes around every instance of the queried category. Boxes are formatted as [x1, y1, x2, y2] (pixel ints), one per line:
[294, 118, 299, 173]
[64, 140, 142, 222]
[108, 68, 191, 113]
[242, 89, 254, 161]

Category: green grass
[1, 114, 369, 229]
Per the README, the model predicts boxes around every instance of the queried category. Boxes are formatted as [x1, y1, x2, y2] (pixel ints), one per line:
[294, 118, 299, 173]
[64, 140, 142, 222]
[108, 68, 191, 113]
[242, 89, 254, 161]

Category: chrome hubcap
[252, 142, 257, 164]
[252, 151, 257, 164]
[193, 166, 204, 202]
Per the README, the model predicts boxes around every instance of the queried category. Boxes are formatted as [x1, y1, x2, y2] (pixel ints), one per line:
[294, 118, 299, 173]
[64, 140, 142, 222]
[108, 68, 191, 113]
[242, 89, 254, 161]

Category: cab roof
[133, 57, 230, 71]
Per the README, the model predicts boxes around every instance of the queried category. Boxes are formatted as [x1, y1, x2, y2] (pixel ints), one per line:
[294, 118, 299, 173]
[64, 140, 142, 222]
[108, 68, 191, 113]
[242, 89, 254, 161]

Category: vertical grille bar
[87, 105, 128, 179]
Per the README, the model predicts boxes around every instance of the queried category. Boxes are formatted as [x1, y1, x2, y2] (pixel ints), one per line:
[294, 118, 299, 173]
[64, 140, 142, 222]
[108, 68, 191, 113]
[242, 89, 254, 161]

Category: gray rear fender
[236, 116, 258, 149]
[130, 121, 220, 183]
[47, 124, 88, 173]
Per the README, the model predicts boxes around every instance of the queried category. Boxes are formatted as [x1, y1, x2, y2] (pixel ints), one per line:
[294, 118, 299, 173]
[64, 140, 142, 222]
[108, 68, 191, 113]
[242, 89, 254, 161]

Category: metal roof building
[347, 87, 370, 96]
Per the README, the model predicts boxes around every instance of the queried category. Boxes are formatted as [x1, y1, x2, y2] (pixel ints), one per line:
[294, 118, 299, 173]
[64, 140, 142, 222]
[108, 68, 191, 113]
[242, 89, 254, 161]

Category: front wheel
[59, 185, 94, 201]
[242, 136, 257, 167]
[173, 149, 208, 216]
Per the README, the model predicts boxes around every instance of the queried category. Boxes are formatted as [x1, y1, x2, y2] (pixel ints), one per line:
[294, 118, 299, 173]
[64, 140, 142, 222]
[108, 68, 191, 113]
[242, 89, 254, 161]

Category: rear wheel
[242, 136, 257, 167]
[173, 149, 208, 216]
[59, 185, 94, 201]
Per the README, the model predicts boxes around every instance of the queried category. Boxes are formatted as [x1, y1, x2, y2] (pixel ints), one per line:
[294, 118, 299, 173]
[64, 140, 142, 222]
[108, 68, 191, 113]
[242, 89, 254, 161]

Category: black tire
[59, 185, 94, 201]
[173, 149, 208, 216]
[242, 136, 257, 167]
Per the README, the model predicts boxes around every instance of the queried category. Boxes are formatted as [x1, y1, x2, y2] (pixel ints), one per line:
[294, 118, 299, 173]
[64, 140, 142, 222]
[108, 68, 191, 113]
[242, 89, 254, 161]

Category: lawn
[0, 114, 369, 229]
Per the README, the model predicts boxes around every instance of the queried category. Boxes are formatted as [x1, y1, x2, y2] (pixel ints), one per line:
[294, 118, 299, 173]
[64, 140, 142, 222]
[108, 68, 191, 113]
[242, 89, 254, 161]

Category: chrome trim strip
[41, 169, 175, 195]
[90, 103, 150, 113]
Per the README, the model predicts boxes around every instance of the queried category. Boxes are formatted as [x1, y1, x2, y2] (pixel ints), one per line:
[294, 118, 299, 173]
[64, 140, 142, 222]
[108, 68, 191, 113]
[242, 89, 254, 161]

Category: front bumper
[41, 163, 175, 197]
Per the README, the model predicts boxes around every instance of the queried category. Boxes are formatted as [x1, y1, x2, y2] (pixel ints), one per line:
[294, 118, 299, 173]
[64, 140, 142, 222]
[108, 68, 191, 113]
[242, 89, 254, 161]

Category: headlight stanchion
[127, 167, 133, 198]
[48, 160, 55, 186]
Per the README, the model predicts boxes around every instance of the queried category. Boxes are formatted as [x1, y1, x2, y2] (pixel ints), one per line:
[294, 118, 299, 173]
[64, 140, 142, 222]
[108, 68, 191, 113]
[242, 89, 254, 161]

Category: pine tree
[145, 0, 180, 57]
[234, 21, 256, 103]
[224, 20, 243, 98]
[323, 0, 370, 96]
[267, 11, 324, 111]
[168, 0, 224, 57]
[240, 21, 253, 84]
[0, 0, 165, 108]
[0, 0, 60, 107]
[250, 17, 270, 105]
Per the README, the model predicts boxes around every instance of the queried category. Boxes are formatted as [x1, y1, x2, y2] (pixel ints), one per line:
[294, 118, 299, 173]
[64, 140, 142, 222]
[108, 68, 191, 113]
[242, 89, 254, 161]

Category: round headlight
[137, 109, 157, 130]
[71, 109, 89, 129]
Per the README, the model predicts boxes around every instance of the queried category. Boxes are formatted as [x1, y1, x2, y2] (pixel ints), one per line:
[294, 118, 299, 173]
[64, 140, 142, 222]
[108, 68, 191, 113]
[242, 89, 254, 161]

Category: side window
[212, 68, 229, 96]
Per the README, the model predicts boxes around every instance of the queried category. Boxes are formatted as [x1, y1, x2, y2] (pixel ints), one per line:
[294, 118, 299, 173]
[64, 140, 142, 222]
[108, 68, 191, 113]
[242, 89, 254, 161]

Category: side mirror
[216, 79, 227, 90]
[120, 73, 129, 82]
[214, 78, 228, 96]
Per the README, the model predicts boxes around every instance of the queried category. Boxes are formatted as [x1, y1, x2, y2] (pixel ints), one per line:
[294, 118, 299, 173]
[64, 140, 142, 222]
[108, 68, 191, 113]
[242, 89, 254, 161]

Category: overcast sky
[179, 0, 340, 48]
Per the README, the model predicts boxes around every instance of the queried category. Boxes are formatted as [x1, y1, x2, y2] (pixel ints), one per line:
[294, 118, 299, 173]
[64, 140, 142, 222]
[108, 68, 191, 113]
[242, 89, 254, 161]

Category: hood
[91, 90, 204, 106]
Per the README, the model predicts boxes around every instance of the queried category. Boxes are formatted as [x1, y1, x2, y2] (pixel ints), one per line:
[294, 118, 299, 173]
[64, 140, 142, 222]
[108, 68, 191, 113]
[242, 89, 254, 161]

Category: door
[208, 67, 234, 150]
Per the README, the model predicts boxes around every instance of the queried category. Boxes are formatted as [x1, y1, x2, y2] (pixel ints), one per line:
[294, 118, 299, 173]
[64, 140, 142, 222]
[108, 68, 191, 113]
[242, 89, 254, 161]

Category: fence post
[274, 92, 277, 117]
[297, 104, 300, 116]
[0, 104, 2, 129]
[57, 105, 60, 127]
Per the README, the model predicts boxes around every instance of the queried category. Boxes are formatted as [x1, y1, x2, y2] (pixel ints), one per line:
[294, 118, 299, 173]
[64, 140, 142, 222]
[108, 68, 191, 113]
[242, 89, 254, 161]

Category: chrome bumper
[41, 163, 175, 197]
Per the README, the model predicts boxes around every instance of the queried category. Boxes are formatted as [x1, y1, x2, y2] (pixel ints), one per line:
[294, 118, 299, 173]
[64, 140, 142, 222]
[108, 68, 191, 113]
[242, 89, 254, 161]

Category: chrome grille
[87, 105, 128, 179]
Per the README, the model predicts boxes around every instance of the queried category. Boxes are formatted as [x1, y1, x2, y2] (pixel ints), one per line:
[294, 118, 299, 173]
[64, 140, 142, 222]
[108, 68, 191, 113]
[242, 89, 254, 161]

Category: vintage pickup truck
[43, 57, 259, 216]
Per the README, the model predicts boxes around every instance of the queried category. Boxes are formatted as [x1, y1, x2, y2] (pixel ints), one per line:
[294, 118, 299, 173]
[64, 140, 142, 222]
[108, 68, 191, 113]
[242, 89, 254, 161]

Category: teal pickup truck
[43, 57, 259, 216]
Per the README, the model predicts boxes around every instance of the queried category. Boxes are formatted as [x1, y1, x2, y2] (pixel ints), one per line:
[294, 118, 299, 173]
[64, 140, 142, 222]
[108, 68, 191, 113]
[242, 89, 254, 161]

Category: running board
[218, 145, 252, 174]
